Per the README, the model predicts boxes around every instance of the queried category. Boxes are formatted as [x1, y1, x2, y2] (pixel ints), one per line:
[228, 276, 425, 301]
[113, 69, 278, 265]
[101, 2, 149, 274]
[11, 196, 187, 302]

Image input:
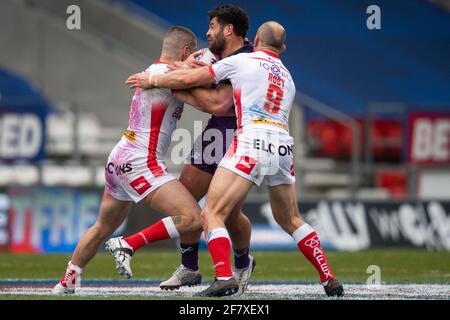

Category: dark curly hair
[208, 5, 249, 38]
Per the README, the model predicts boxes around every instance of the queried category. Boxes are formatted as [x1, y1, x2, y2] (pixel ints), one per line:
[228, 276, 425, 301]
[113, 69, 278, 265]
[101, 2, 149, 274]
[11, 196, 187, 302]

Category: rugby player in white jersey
[107, 5, 256, 296]
[126, 21, 344, 297]
[158, 5, 255, 294]
[52, 26, 205, 295]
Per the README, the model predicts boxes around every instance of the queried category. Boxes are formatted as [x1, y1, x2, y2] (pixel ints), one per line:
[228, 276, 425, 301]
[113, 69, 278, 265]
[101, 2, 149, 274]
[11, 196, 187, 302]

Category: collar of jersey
[261, 49, 280, 59]
[228, 43, 254, 57]
[153, 60, 169, 65]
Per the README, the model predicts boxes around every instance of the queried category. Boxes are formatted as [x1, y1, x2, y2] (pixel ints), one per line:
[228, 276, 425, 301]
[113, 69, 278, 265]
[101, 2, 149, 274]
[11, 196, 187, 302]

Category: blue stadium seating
[0, 68, 53, 112]
[121, 0, 450, 115]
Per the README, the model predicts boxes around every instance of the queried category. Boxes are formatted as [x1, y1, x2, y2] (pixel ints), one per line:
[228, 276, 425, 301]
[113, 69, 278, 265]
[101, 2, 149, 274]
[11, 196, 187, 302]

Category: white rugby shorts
[219, 125, 296, 186]
[104, 143, 176, 203]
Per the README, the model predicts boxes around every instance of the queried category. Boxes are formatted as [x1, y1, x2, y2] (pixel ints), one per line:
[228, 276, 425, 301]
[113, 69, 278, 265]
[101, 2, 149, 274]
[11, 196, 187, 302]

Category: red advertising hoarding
[408, 112, 450, 164]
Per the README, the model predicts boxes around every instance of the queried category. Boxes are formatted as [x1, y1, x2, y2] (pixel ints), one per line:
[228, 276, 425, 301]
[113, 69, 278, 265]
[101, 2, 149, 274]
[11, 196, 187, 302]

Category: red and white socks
[293, 223, 335, 284]
[207, 227, 234, 280]
[60, 260, 83, 289]
[123, 217, 180, 252]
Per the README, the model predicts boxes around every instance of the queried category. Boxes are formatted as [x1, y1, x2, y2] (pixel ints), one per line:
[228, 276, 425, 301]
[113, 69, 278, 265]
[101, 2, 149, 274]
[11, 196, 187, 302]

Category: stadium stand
[1, 0, 449, 199]
[0, 68, 53, 112]
[119, 0, 450, 198]
[124, 0, 450, 115]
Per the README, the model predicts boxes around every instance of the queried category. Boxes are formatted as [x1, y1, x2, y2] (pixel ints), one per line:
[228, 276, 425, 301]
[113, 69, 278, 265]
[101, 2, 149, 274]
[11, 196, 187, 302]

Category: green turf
[1, 248, 449, 284]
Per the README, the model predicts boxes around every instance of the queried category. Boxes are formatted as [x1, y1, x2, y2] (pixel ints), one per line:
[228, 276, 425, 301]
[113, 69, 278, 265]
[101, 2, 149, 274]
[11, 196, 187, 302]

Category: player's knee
[204, 202, 229, 220]
[184, 214, 202, 232]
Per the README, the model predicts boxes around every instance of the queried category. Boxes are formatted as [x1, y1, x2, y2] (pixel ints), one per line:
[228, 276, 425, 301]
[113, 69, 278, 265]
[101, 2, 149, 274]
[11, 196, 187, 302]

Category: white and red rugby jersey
[119, 61, 184, 160]
[209, 50, 295, 131]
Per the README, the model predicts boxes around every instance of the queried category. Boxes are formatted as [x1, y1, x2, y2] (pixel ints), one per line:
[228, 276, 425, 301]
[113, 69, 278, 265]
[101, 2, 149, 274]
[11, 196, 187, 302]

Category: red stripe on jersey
[261, 49, 280, 59]
[233, 135, 238, 154]
[224, 135, 238, 160]
[208, 65, 217, 80]
[153, 60, 168, 65]
[234, 88, 242, 129]
[148, 102, 168, 177]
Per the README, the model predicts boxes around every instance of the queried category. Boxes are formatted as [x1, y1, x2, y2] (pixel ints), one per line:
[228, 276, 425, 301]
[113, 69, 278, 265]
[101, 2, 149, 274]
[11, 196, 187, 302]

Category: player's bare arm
[171, 90, 200, 108]
[174, 84, 234, 116]
[125, 65, 215, 90]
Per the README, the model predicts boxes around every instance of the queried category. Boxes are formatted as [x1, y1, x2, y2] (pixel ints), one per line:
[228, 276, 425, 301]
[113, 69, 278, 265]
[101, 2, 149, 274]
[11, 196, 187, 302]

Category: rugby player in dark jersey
[159, 6, 255, 295]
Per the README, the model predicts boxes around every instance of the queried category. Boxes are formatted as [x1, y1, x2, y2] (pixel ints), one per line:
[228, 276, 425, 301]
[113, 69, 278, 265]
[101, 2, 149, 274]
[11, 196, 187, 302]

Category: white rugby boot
[105, 237, 134, 279]
[52, 261, 82, 295]
[233, 255, 256, 295]
[159, 265, 202, 290]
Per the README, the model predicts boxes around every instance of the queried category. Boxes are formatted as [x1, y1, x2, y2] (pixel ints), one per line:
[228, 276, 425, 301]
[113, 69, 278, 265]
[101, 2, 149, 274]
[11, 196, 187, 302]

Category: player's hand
[187, 60, 208, 69]
[125, 72, 151, 89]
[185, 50, 202, 65]
[185, 50, 208, 69]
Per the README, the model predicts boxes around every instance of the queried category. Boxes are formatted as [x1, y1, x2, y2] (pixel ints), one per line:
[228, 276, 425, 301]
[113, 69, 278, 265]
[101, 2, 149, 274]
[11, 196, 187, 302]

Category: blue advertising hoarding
[0, 68, 51, 162]
[7, 187, 126, 253]
[0, 109, 47, 161]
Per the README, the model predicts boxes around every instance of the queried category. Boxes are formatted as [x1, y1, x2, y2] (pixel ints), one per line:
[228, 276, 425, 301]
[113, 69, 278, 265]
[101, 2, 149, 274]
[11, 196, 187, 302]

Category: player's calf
[120, 217, 181, 253]
[105, 215, 202, 278]
[294, 224, 336, 283]
[292, 223, 344, 297]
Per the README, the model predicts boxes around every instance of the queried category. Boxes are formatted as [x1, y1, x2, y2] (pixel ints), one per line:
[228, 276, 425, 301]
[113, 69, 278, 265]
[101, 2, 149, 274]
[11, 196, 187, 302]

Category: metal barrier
[296, 91, 361, 199]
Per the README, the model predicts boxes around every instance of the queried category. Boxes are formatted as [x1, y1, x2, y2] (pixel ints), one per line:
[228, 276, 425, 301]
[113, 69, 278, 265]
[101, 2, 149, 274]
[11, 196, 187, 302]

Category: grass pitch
[0, 249, 449, 299]
[1, 248, 449, 283]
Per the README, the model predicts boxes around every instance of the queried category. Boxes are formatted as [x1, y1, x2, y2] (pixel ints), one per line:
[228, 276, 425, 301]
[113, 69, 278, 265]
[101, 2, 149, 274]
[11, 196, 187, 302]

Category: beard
[209, 30, 226, 56]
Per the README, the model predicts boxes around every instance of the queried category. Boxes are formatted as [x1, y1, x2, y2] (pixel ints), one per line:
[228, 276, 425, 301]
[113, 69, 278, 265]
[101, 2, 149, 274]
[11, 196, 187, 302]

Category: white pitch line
[1, 284, 450, 300]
